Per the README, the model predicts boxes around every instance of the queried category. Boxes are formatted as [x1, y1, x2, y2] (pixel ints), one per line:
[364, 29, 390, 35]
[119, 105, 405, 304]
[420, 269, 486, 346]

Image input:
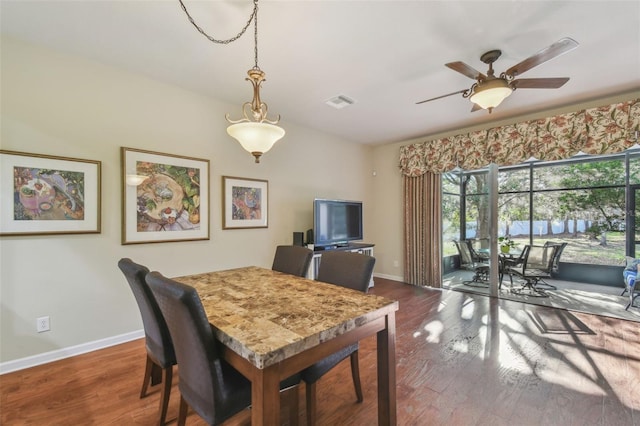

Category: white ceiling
[1, 1, 639, 145]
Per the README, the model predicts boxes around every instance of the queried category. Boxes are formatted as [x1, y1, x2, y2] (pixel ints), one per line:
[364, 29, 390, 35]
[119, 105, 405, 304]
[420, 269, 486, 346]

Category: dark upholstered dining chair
[117, 258, 176, 426]
[300, 250, 376, 426]
[272, 245, 313, 277]
[145, 271, 301, 426]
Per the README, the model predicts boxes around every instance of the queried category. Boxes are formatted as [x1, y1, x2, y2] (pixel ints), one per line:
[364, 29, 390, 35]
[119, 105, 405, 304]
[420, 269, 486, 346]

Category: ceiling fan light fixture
[470, 79, 513, 110]
[416, 39, 579, 112]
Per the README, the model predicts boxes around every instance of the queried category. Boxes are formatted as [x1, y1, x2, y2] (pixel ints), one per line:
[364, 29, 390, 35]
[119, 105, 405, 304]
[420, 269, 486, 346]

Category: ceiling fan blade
[511, 77, 570, 89]
[505, 37, 579, 77]
[416, 89, 468, 105]
[446, 61, 486, 80]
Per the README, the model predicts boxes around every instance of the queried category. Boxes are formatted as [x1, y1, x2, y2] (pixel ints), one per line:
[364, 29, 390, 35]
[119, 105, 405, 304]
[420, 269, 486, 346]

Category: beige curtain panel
[399, 98, 640, 176]
[403, 174, 443, 287]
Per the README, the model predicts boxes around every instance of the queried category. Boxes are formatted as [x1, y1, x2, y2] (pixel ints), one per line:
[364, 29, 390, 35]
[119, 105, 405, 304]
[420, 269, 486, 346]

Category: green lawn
[446, 232, 627, 266]
[530, 232, 626, 266]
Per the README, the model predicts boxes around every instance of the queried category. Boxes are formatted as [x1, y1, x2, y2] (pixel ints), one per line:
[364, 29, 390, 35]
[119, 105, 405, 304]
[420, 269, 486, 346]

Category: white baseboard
[373, 272, 404, 282]
[0, 329, 144, 375]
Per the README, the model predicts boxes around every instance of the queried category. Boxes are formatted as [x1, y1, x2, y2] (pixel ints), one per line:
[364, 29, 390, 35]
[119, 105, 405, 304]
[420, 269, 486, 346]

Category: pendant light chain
[253, 1, 259, 69]
[178, 0, 258, 46]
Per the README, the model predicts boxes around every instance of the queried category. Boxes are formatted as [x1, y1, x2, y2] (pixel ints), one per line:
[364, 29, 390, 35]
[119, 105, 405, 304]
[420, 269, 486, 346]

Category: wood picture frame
[121, 147, 209, 244]
[222, 176, 268, 229]
[0, 150, 101, 236]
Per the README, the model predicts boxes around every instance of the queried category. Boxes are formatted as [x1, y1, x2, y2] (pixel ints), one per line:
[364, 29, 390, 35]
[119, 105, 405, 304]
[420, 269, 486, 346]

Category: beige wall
[0, 37, 374, 365]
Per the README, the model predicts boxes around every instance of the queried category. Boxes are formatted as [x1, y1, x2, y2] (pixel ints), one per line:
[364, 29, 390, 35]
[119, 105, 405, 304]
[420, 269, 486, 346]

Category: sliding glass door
[445, 148, 639, 287]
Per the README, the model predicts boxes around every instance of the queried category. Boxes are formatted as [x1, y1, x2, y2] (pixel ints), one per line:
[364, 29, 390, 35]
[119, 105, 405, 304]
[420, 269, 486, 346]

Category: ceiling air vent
[325, 94, 356, 109]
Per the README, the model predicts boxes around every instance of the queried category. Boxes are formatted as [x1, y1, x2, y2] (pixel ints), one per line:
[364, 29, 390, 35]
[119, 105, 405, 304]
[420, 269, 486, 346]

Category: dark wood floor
[2, 278, 639, 425]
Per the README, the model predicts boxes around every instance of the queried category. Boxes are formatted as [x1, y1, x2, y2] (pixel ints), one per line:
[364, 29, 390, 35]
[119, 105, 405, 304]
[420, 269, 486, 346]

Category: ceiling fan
[416, 37, 579, 113]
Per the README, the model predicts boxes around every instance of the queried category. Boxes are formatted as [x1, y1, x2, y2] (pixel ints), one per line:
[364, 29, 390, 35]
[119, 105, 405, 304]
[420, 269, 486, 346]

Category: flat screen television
[313, 199, 363, 248]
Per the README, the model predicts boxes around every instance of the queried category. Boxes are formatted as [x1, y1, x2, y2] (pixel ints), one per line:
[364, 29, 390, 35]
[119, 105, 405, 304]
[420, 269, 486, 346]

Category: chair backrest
[117, 258, 175, 368]
[453, 240, 475, 268]
[145, 271, 246, 426]
[544, 241, 568, 273]
[524, 244, 557, 274]
[272, 245, 313, 277]
[316, 251, 375, 292]
[464, 239, 488, 262]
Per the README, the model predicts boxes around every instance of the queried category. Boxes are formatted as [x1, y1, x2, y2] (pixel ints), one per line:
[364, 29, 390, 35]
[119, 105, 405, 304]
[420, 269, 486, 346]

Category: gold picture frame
[121, 147, 210, 244]
[0, 150, 101, 236]
[222, 176, 268, 229]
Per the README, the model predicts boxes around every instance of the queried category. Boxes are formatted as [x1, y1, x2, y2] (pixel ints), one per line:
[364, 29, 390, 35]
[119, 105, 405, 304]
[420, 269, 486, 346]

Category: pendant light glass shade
[227, 122, 285, 163]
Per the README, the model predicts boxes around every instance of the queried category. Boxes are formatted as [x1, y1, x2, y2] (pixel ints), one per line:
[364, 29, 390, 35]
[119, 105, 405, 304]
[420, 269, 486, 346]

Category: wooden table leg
[251, 364, 281, 426]
[377, 312, 397, 425]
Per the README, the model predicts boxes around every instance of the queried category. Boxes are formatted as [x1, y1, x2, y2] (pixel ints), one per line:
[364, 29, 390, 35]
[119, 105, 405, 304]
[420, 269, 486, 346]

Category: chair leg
[150, 361, 163, 386]
[177, 396, 189, 426]
[535, 278, 557, 290]
[627, 290, 638, 311]
[349, 352, 364, 403]
[140, 354, 154, 398]
[157, 366, 173, 426]
[305, 382, 317, 426]
[513, 277, 548, 297]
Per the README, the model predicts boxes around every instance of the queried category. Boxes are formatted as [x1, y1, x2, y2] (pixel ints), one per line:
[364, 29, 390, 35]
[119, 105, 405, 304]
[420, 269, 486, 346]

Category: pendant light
[180, 0, 284, 163]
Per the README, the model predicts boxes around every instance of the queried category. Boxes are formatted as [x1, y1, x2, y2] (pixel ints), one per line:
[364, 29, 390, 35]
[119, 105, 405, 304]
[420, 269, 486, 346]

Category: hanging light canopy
[180, 0, 284, 163]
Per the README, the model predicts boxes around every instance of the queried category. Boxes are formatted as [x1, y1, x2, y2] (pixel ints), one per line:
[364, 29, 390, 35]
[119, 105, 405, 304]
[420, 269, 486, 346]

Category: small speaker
[293, 232, 304, 246]
[306, 229, 314, 245]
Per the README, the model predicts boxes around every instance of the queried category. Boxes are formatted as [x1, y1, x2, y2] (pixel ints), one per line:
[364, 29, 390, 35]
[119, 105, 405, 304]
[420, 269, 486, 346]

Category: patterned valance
[399, 98, 640, 176]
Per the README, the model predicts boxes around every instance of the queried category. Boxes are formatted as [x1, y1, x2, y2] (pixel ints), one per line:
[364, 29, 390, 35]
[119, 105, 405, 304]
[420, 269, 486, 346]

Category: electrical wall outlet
[36, 316, 50, 333]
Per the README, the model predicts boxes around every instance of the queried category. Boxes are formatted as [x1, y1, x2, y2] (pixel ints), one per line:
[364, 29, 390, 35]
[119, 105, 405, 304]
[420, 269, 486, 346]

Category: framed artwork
[121, 147, 209, 244]
[223, 176, 268, 229]
[0, 150, 101, 236]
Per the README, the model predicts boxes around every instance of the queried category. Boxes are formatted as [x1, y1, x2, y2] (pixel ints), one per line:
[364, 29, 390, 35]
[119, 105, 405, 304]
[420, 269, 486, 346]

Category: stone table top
[173, 266, 398, 369]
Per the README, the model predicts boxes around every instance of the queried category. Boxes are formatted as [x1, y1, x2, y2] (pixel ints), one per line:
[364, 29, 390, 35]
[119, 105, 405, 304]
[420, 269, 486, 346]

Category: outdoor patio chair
[464, 239, 490, 263]
[622, 258, 640, 310]
[534, 241, 568, 290]
[505, 244, 558, 297]
[499, 249, 526, 290]
[453, 240, 489, 287]
[622, 274, 639, 310]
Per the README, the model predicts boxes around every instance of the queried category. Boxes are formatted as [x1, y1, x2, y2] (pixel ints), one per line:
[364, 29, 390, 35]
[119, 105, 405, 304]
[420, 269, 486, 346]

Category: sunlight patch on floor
[460, 297, 475, 320]
[415, 320, 444, 343]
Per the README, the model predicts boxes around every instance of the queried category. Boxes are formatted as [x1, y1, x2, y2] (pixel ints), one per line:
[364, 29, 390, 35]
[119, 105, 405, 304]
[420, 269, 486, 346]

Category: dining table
[173, 266, 399, 426]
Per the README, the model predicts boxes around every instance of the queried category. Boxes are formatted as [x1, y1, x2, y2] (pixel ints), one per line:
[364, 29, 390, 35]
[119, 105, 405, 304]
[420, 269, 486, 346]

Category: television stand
[307, 243, 375, 287]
